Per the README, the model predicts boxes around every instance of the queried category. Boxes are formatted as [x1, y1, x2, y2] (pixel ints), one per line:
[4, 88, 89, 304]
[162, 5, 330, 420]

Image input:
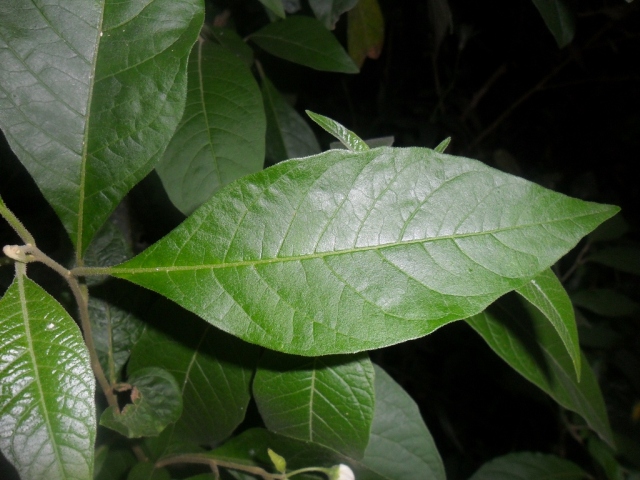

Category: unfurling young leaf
[306, 111, 369, 151]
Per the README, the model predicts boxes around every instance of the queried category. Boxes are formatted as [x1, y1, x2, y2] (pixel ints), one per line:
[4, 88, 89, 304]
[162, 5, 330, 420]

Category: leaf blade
[249, 16, 359, 73]
[112, 147, 618, 356]
[531, 0, 576, 48]
[0, 0, 204, 253]
[253, 352, 375, 458]
[0, 274, 96, 479]
[467, 294, 614, 446]
[469, 451, 587, 480]
[156, 41, 266, 215]
[347, 0, 385, 68]
[306, 111, 368, 151]
[516, 268, 581, 379]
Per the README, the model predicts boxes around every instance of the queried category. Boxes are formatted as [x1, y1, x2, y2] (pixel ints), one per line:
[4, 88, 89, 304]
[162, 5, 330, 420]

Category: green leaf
[0, 0, 204, 254]
[469, 451, 587, 480]
[0, 272, 95, 479]
[83, 220, 133, 287]
[587, 435, 625, 480]
[88, 283, 147, 384]
[253, 352, 375, 458]
[467, 293, 615, 446]
[306, 111, 369, 151]
[111, 147, 618, 356]
[94, 447, 136, 480]
[250, 17, 359, 73]
[100, 367, 182, 438]
[347, 0, 384, 68]
[128, 304, 259, 447]
[531, 0, 576, 48]
[516, 268, 580, 379]
[207, 27, 254, 66]
[572, 289, 639, 317]
[156, 41, 266, 215]
[309, 0, 359, 29]
[258, 0, 286, 18]
[262, 77, 321, 162]
[362, 365, 445, 480]
[433, 137, 451, 153]
[588, 245, 640, 276]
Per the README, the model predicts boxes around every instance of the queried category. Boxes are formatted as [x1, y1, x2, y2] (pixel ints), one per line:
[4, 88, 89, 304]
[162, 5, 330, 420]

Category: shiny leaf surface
[100, 367, 182, 438]
[467, 294, 614, 446]
[0, 272, 95, 479]
[362, 365, 445, 480]
[516, 268, 580, 378]
[112, 147, 618, 356]
[250, 17, 359, 73]
[128, 304, 259, 447]
[253, 352, 374, 458]
[156, 42, 265, 215]
[306, 111, 368, 152]
[0, 0, 203, 253]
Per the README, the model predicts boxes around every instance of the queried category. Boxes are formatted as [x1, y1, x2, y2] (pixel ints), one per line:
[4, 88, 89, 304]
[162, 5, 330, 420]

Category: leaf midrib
[17, 276, 65, 478]
[113, 213, 598, 274]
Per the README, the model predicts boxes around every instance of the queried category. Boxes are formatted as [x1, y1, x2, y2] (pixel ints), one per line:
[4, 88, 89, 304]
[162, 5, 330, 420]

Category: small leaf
[253, 352, 375, 458]
[531, 0, 576, 48]
[0, 273, 95, 479]
[348, 0, 385, 67]
[362, 365, 445, 480]
[100, 367, 182, 438]
[128, 303, 259, 447]
[310, 0, 359, 29]
[112, 147, 618, 356]
[250, 16, 359, 73]
[588, 246, 640, 276]
[516, 268, 581, 379]
[83, 220, 133, 287]
[88, 283, 148, 384]
[262, 76, 321, 162]
[330, 136, 394, 150]
[572, 289, 639, 317]
[156, 42, 266, 215]
[306, 111, 369, 151]
[267, 448, 287, 473]
[258, 0, 286, 18]
[433, 137, 451, 153]
[467, 293, 615, 447]
[469, 451, 587, 480]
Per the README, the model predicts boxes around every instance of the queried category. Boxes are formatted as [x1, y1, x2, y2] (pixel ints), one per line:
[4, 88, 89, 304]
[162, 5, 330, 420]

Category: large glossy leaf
[0, 0, 204, 254]
[249, 16, 359, 73]
[469, 452, 586, 480]
[309, 0, 359, 29]
[100, 367, 182, 438]
[156, 41, 266, 215]
[128, 303, 259, 447]
[515, 268, 580, 378]
[111, 147, 618, 356]
[262, 77, 320, 163]
[348, 0, 384, 68]
[467, 293, 614, 446]
[362, 365, 445, 480]
[0, 271, 95, 479]
[531, 0, 576, 48]
[253, 352, 375, 458]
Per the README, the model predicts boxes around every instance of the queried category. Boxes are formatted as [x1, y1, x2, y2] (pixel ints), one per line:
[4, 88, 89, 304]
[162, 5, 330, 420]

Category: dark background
[1, 0, 639, 478]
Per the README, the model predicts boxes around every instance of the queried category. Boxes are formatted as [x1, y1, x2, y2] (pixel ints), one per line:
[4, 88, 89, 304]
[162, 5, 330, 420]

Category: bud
[328, 464, 355, 480]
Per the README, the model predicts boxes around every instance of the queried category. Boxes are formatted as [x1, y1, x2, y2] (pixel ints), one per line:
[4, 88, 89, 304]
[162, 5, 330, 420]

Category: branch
[0, 195, 36, 245]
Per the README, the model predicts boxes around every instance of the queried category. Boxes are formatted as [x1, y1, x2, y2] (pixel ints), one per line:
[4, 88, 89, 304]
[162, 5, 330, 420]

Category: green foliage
[0, 1, 635, 480]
